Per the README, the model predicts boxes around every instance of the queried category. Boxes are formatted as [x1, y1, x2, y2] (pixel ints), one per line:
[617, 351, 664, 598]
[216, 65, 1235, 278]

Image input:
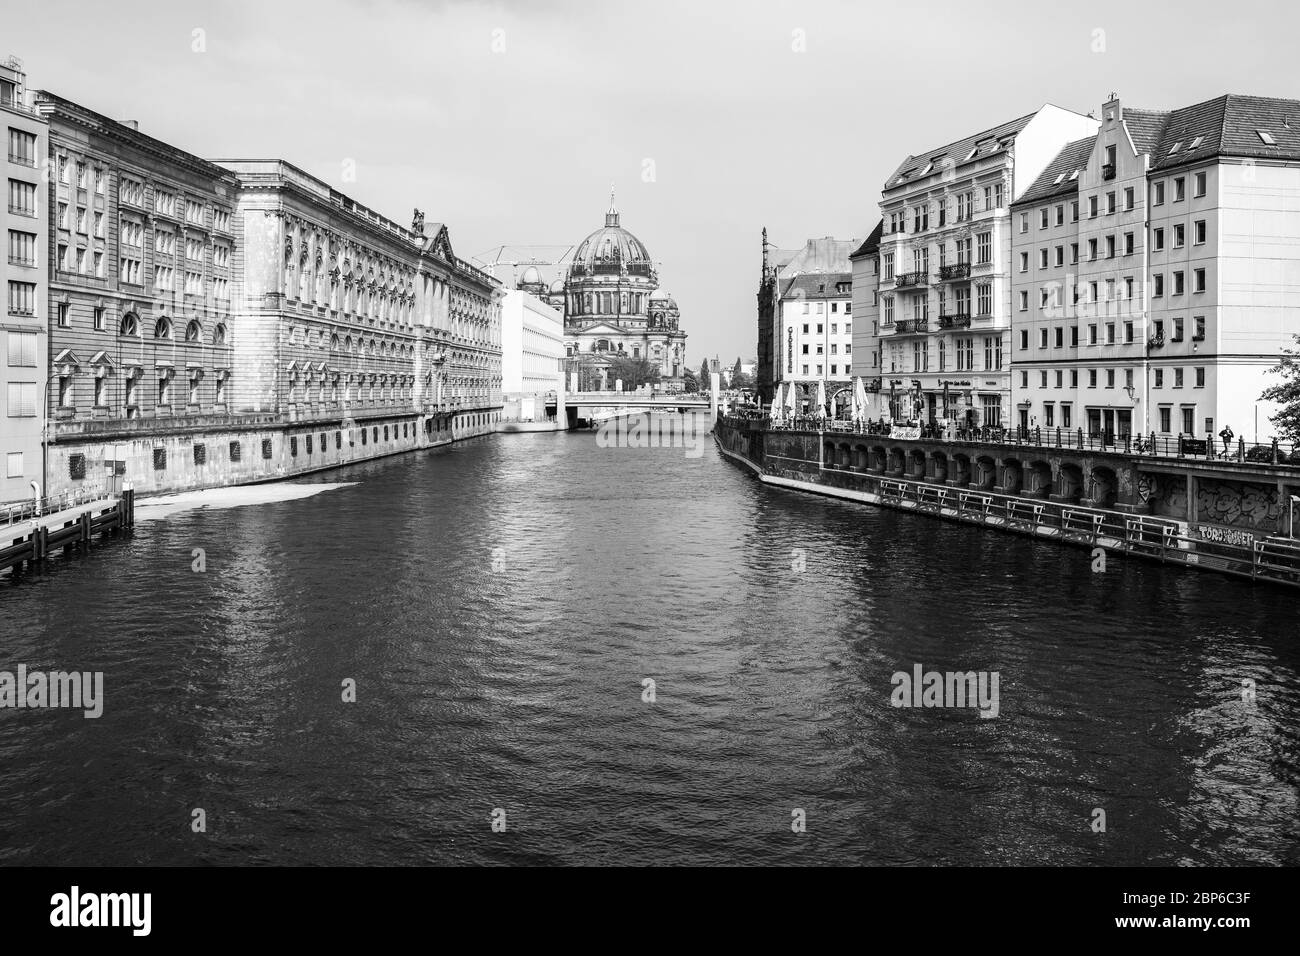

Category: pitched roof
[849, 219, 884, 259]
[1013, 136, 1096, 207]
[780, 272, 853, 300]
[1149, 94, 1300, 170]
[884, 111, 1037, 189]
[777, 237, 856, 277]
[1121, 108, 1169, 157]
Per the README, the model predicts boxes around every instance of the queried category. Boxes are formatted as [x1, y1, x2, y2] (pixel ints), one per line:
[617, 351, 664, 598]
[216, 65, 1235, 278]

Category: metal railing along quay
[730, 415, 1300, 469]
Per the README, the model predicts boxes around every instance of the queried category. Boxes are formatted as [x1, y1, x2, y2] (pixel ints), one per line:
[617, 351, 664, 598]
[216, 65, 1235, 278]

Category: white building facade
[1010, 94, 1300, 444]
[874, 105, 1100, 427]
[501, 288, 564, 421]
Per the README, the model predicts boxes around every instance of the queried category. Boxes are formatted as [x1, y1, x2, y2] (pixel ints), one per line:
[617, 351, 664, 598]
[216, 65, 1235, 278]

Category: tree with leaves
[1260, 336, 1300, 442]
[699, 358, 712, 389]
[602, 354, 661, 390]
[681, 368, 700, 393]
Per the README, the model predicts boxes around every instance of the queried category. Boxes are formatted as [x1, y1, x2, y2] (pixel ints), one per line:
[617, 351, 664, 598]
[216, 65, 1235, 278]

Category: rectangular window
[1194, 269, 1206, 293]
[1160, 407, 1171, 432]
[7, 229, 35, 266]
[1182, 407, 1194, 435]
[1152, 273, 1164, 297]
[1174, 224, 1185, 248]
[1194, 220, 1206, 245]
[1039, 248, 1048, 270]
[1153, 181, 1165, 206]
[8, 178, 37, 216]
[6, 381, 37, 416]
[1174, 368, 1184, 388]
[7, 280, 36, 316]
[7, 129, 37, 166]
[1193, 315, 1205, 341]
[1088, 369, 1097, 388]
[5, 451, 22, 478]
[1194, 172, 1206, 198]
[1195, 367, 1205, 387]
[1173, 271, 1185, 295]
[977, 232, 991, 265]
[6, 330, 37, 366]
[1019, 251, 1028, 273]
[1155, 369, 1164, 388]
[1174, 177, 1185, 202]
[1153, 228, 1164, 251]
[1124, 187, 1135, 210]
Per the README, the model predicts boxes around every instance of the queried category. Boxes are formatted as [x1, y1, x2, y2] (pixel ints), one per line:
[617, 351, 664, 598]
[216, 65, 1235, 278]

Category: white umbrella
[815, 379, 827, 418]
[853, 376, 869, 422]
[774, 382, 786, 420]
[783, 381, 796, 417]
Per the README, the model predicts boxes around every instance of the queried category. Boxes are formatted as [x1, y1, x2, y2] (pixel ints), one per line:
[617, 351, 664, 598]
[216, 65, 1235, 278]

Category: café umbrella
[816, 379, 827, 418]
[853, 376, 869, 422]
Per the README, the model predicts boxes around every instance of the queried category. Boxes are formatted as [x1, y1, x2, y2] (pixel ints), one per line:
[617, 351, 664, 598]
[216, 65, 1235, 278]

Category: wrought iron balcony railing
[896, 270, 928, 288]
[938, 263, 971, 281]
[892, 318, 931, 335]
[937, 313, 972, 329]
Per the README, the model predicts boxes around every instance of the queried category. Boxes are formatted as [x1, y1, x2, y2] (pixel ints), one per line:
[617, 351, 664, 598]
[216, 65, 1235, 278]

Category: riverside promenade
[715, 414, 1300, 588]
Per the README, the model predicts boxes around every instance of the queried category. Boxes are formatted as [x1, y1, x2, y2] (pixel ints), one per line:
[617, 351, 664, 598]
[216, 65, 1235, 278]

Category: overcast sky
[8, 0, 1299, 363]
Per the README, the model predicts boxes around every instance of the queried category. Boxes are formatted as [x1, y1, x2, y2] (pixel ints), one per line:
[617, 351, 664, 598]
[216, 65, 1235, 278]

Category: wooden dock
[0, 488, 135, 577]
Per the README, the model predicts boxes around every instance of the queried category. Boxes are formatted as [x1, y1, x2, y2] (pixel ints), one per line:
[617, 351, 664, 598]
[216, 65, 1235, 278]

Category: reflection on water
[1, 423, 1298, 865]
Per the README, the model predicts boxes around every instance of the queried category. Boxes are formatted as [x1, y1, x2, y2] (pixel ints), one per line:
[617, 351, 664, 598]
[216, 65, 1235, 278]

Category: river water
[2, 417, 1298, 865]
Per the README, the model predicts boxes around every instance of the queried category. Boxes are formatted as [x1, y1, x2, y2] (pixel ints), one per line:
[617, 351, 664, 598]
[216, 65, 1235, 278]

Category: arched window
[185, 319, 202, 342]
[154, 316, 172, 339]
[119, 313, 138, 336]
[213, 323, 227, 347]
[331, 333, 340, 351]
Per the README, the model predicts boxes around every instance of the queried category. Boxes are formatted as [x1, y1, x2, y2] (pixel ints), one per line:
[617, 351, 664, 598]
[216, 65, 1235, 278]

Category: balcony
[896, 270, 928, 288]
[893, 319, 931, 335]
[937, 263, 971, 282]
[937, 313, 972, 330]
[1102, 163, 1116, 181]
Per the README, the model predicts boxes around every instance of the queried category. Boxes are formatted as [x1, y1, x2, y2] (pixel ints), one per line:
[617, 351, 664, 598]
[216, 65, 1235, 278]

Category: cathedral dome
[567, 189, 655, 281]
[572, 226, 652, 269]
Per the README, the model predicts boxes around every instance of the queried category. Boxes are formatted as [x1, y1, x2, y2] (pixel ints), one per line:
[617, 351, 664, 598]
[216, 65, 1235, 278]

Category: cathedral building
[561, 193, 687, 390]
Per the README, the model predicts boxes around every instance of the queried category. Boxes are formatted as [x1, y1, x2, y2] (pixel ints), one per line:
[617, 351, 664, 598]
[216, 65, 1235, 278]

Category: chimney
[1103, 92, 1122, 124]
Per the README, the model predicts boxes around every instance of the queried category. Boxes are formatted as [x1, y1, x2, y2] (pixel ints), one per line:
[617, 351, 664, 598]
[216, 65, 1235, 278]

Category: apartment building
[1010, 94, 1300, 442]
[772, 237, 856, 412]
[875, 105, 1100, 426]
[1, 57, 47, 505]
[848, 219, 884, 417]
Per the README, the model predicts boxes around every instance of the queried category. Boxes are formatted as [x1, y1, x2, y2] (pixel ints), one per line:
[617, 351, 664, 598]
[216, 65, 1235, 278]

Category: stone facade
[1, 59, 47, 505]
[562, 194, 687, 388]
[29, 97, 502, 499]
